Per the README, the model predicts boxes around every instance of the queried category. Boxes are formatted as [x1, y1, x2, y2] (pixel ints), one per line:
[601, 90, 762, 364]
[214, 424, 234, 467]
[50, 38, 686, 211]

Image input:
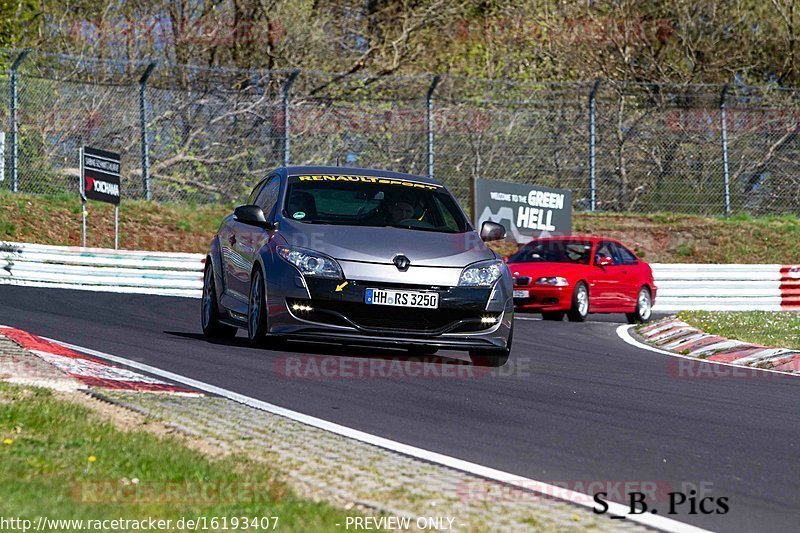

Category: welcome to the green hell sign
[476, 178, 572, 242]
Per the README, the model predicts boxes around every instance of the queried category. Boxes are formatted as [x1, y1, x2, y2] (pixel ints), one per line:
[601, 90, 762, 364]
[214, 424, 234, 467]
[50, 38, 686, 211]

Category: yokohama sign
[81, 147, 121, 205]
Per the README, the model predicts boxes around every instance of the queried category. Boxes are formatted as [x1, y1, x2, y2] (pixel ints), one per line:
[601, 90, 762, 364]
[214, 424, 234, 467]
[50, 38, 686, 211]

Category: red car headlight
[534, 276, 569, 287]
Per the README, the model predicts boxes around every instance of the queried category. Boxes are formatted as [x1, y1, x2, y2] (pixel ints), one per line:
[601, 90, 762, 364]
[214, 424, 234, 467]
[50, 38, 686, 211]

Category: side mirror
[596, 256, 613, 267]
[480, 221, 506, 242]
[233, 205, 275, 230]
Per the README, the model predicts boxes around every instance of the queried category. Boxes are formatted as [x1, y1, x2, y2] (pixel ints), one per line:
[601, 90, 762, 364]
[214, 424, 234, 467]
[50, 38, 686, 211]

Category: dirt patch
[55, 390, 232, 460]
[0, 192, 230, 253]
[3, 192, 799, 262]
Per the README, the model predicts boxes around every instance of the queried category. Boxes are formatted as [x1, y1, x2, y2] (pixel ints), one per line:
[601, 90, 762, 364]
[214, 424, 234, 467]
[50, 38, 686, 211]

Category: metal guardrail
[1, 242, 798, 311]
[652, 264, 799, 311]
[0, 242, 204, 298]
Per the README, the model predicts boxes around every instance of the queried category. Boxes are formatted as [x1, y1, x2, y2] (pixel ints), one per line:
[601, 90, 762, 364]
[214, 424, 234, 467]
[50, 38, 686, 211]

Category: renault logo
[393, 254, 411, 272]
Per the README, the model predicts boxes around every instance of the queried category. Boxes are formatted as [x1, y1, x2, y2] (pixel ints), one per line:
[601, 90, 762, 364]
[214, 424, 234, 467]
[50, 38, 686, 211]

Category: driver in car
[387, 200, 415, 224]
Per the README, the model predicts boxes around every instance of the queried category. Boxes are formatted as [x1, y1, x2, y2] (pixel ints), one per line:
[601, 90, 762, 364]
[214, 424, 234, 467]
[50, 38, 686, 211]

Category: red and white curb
[781, 265, 800, 310]
[0, 326, 197, 393]
[634, 318, 800, 373]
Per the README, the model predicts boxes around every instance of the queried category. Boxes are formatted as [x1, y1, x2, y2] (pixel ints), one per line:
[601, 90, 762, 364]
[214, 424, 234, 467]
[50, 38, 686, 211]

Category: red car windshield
[507, 240, 593, 265]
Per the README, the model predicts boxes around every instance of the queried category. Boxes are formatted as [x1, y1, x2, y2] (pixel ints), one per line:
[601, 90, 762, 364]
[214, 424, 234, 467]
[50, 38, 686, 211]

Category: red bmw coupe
[506, 236, 656, 323]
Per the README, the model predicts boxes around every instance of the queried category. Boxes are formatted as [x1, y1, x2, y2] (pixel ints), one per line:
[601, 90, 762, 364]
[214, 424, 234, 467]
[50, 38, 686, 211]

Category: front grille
[514, 276, 532, 287]
[288, 299, 497, 334]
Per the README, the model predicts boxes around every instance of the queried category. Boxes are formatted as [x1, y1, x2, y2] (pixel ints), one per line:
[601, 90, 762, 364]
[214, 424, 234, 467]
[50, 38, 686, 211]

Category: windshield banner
[293, 174, 441, 190]
[475, 179, 571, 242]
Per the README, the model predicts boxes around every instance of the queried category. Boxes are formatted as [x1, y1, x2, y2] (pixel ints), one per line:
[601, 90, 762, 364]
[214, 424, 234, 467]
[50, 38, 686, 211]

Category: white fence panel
[651, 263, 784, 312]
[0, 241, 204, 298]
[0, 242, 794, 311]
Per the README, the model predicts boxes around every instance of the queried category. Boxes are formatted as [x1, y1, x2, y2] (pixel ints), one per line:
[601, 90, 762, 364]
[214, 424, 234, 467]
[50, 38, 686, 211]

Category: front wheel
[567, 282, 589, 322]
[626, 287, 653, 324]
[407, 345, 439, 356]
[469, 348, 510, 367]
[201, 264, 237, 339]
[469, 321, 513, 367]
[247, 269, 271, 346]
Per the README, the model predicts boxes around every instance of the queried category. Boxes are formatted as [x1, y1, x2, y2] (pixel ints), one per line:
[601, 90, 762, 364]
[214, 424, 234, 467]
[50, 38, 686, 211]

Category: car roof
[279, 166, 441, 186]
[525, 236, 619, 244]
[531, 235, 618, 242]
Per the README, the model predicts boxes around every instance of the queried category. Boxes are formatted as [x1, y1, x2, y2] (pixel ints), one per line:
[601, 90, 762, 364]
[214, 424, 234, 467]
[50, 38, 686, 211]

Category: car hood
[278, 220, 495, 267]
[506, 262, 587, 278]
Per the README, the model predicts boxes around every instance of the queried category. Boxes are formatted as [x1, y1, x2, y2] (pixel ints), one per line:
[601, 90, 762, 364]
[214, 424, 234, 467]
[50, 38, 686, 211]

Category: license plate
[513, 289, 530, 298]
[365, 288, 439, 309]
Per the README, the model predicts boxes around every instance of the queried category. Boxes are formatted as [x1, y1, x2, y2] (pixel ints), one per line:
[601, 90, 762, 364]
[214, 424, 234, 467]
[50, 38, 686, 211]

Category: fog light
[292, 304, 313, 312]
[481, 316, 498, 324]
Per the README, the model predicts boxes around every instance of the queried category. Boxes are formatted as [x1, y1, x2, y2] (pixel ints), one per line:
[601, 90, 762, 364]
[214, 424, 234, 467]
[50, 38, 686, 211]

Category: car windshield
[283, 174, 469, 233]
[507, 240, 592, 265]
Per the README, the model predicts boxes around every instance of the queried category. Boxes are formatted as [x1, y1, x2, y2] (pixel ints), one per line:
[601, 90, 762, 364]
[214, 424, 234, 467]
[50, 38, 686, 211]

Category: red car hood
[507, 262, 587, 280]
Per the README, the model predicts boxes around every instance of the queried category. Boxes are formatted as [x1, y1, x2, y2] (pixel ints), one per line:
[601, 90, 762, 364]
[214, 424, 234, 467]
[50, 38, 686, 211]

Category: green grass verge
[486, 211, 800, 263]
[0, 383, 354, 530]
[678, 311, 800, 350]
[0, 191, 232, 253]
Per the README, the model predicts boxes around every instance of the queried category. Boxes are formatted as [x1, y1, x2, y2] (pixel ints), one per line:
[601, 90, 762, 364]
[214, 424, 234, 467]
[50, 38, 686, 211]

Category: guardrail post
[720, 84, 731, 216]
[588, 80, 601, 212]
[139, 62, 157, 201]
[282, 70, 300, 167]
[426, 75, 441, 180]
[9, 49, 30, 193]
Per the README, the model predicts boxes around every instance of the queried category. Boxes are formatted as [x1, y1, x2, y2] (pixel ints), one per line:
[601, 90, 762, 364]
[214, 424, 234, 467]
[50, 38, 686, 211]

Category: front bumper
[513, 285, 572, 311]
[266, 275, 513, 351]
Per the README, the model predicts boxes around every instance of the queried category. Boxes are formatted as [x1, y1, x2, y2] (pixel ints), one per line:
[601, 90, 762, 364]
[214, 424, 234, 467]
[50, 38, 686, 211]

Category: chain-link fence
[3, 48, 800, 216]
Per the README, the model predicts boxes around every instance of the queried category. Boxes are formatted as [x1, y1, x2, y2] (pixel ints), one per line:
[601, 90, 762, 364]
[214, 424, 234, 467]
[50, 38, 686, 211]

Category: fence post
[720, 84, 731, 216]
[139, 62, 156, 201]
[9, 49, 30, 193]
[282, 70, 300, 167]
[588, 80, 601, 212]
[426, 75, 441, 180]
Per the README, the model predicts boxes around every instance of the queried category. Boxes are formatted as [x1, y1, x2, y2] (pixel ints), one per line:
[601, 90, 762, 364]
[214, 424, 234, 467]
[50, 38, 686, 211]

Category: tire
[469, 321, 513, 367]
[541, 311, 565, 321]
[469, 348, 510, 367]
[567, 282, 589, 322]
[407, 346, 439, 356]
[201, 263, 237, 339]
[247, 268, 271, 347]
[626, 286, 653, 324]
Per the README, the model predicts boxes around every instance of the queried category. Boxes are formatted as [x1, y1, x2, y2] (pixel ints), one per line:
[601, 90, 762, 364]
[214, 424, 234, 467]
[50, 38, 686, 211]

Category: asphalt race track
[1, 285, 799, 532]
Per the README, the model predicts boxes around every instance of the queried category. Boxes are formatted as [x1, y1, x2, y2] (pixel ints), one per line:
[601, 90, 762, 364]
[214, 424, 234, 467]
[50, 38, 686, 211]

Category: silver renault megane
[202, 166, 513, 366]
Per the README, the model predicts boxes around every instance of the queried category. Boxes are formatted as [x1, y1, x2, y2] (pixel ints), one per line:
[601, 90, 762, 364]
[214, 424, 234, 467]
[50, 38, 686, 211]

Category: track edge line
[45, 333, 710, 533]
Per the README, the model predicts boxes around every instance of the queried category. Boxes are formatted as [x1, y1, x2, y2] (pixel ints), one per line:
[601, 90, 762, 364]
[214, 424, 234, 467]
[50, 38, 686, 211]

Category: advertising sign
[81, 146, 121, 205]
[79, 146, 122, 248]
[475, 179, 571, 243]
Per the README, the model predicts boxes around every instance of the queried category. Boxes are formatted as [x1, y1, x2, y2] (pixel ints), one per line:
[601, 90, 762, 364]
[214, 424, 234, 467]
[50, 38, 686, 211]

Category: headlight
[534, 276, 569, 286]
[277, 246, 342, 279]
[458, 260, 504, 287]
